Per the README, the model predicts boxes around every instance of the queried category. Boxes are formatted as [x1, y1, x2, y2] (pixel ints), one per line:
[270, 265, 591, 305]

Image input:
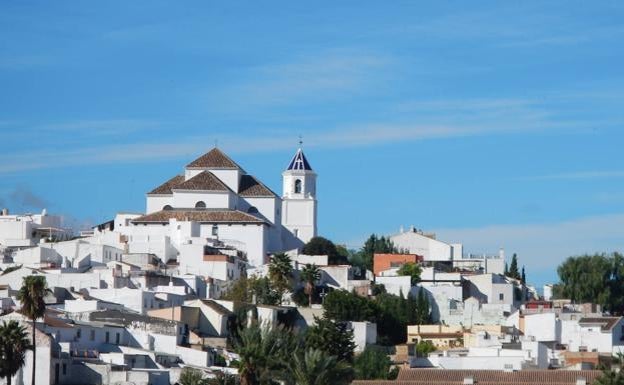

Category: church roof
[286, 148, 313, 171]
[131, 209, 266, 224]
[147, 175, 185, 195]
[186, 148, 242, 169]
[174, 171, 231, 192]
[238, 175, 277, 197]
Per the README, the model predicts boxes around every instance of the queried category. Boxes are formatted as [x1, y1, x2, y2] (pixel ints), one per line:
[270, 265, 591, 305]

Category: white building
[111, 147, 317, 268]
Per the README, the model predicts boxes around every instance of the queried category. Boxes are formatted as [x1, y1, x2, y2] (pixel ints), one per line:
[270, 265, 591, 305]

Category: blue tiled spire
[286, 148, 313, 171]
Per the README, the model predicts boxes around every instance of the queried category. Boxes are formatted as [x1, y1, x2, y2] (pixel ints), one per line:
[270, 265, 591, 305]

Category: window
[163, 205, 173, 210]
[116, 333, 120, 345]
[499, 293, 504, 301]
[247, 206, 258, 214]
[212, 224, 218, 236]
[195, 201, 206, 209]
[76, 329, 81, 339]
[105, 331, 110, 343]
[294, 179, 302, 194]
[90, 330, 95, 341]
[62, 364, 66, 375]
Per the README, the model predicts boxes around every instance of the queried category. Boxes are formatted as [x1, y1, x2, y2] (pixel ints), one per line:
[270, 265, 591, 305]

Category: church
[122, 146, 318, 267]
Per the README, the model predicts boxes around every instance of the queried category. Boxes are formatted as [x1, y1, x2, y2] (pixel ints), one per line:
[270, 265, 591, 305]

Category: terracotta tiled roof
[174, 171, 230, 192]
[353, 369, 600, 385]
[238, 175, 277, 197]
[187, 148, 242, 169]
[131, 209, 266, 224]
[147, 175, 185, 195]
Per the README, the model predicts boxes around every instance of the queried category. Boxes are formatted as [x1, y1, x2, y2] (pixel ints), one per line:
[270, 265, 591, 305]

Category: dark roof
[286, 148, 313, 171]
[579, 317, 622, 331]
[147, 175, 185, 195]
[238, 175, 277, 197]
[187, 148, 242, 169]
[131, 209, 267, 224]
[174, 171, 230, 192]
[349, 369, 602, 385]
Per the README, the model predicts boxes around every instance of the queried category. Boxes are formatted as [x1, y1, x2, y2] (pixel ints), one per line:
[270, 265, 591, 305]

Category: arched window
[195, 201, 206, 209]
[294, 179, 302, 194]
[247, 206, 259, 214]
[163, 205, 173, 211]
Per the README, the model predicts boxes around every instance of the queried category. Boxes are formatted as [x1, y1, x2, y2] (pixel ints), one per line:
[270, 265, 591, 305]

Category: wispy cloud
[434, 213, 624, 285]
[516, 171, 624, 181]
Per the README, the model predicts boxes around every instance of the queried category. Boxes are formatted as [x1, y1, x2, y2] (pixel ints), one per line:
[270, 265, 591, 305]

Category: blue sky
[1, 1, 623, 287]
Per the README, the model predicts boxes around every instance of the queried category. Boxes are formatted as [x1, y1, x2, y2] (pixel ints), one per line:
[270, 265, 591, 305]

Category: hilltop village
[0, 148, 617, 385]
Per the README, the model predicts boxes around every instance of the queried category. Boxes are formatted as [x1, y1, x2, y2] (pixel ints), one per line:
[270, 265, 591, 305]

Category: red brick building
[373, 253, 423, 276]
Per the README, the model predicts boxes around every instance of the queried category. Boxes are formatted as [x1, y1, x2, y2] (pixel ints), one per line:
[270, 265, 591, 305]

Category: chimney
[1, 208, 7, 216]
[576, 377, 587, 385]
[463, 376, 475, 385]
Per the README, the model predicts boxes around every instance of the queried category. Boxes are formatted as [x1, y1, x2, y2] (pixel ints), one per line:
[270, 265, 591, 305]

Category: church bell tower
[281, 146, 317, 246]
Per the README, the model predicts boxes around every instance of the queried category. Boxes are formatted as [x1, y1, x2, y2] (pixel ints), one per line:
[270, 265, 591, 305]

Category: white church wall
[209, 169, 241, 193]
[199, 223, 267, 267]
[172, 190, 233, 209]
[147, 195, 173, 213]
[241, 197, 278, 224]
[185, 168, 203, 180]
[282, 199, 316, 244]
[391, 231, 453, 261]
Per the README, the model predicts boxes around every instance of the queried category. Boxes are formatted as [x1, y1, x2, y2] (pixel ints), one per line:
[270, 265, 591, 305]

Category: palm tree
[17, 275, 49, 385]
[268, 253, 293, 304]
[233, 323, 295, 385]
[0, 321, 31, 385]
[287, 348, 352, 385]
[300, 264, 321, 306]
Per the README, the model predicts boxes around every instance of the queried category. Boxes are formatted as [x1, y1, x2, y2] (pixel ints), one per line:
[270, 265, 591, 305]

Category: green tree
[16, 275, 48, 385]
[508, 253, 520, 280]
[397, 262, 422, 285]
[300, 264, 321, 306]
[353, 345, 394, 380]
[305, 316, 356, 363]
[415, 290, 431, 325]
[207, 371, 238, 385]
[286, 348, 353, 385]
[521, 266, 526, 284]
[0, 321, 31, 385]
[555, 253, 616, 311]
[233, 323, 295, 385]
[302, 237, 347, 265]
[222, 276, 281, 306]
[179, 367, 208, 385]
[268, 253, 293, 303]
[358, 234, 398, 272]
[415, 340, 436, 357]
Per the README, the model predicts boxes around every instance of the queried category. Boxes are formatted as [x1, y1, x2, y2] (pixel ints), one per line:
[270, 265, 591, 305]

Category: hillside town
[0, 147, 618, 385]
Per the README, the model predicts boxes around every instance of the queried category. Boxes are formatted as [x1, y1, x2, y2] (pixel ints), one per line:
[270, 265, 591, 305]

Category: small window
[105, 331, 109, 343]
[247, 206, 258, 214]
[163, 205, 173, 211]
[116, 333, 120, 345]
[212, 224, 218, 236]
[195, 201, 206, 209]
[294, 179, 302, 194]
[499, 293, 504, 301]
[77, 329, 81, 339]
[62, 363, 67, 375]
[90, 330, 95, 341]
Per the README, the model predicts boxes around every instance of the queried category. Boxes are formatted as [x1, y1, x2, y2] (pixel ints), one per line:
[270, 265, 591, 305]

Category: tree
[353, 345, 394, 380]
[207, 371, 238, 385]
[268, 253, 293, 303]
[287, 348, 353, 385]
[508, 253, 520, 280]
[300, 264, 321, 306]
[397, 262, 422, 285]
[222, 276, 281, 306]
[415, 289, 431, 325]
[415, 340, 436, 357]
[233, 323, 295, 385]
[521, 266, 526, 284]
[302, 237, 347, 265]
[0, 321, 31, 385]
[179, 367, 208, 385]
[305, 316, 355, 363]
[359, 234, 398, 272]
[16, 275, 48, 385]
[555, 253, 616, 311]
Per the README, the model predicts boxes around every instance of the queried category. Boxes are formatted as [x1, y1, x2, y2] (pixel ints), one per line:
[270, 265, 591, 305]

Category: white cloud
[434, 213, 624, 284]
[516, 171, 624, 181]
